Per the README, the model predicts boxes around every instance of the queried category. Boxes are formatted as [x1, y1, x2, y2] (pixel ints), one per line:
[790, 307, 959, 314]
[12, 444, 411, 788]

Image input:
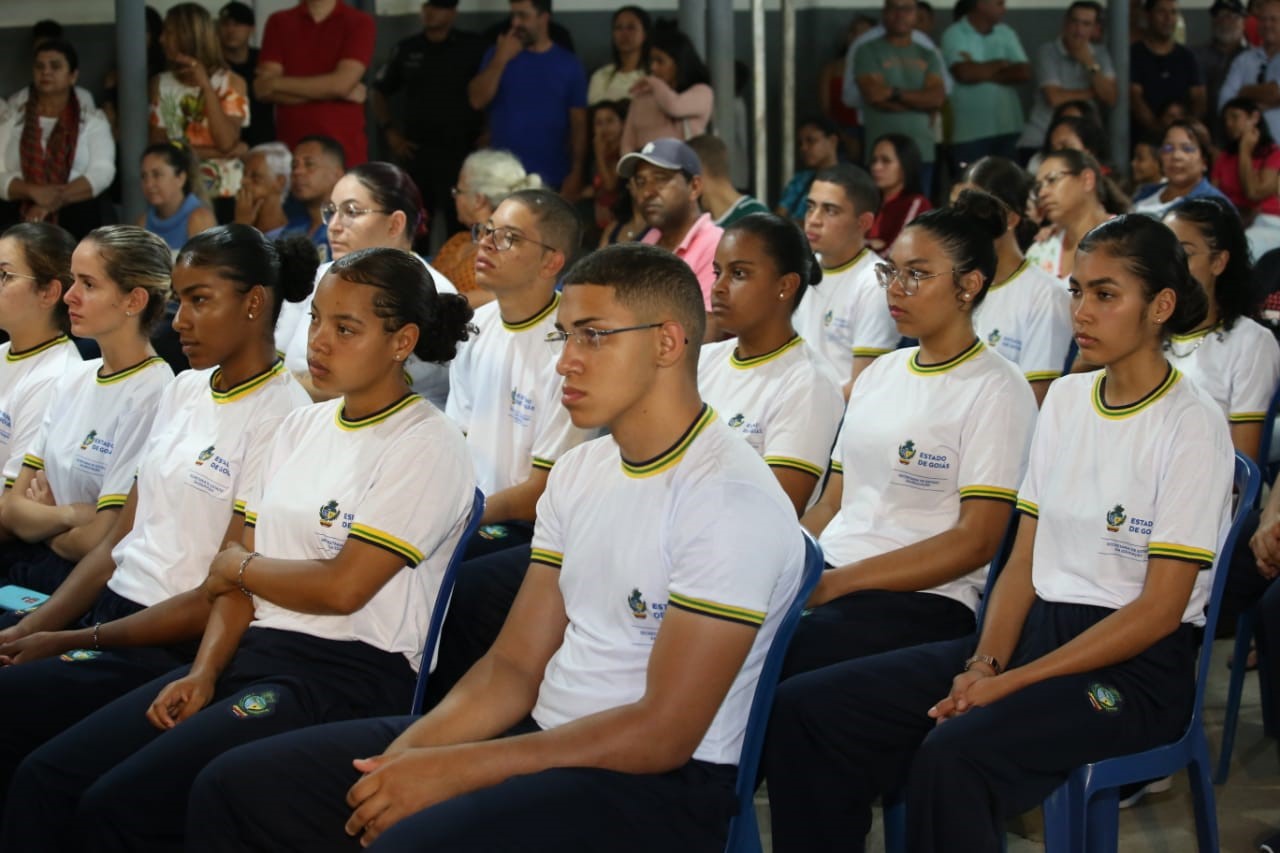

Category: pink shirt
[620, 80, 714, 153]
[643, 212, 723, 309]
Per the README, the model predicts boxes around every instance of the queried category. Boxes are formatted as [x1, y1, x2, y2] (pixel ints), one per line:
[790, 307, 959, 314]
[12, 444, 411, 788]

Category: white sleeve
[444, 341, 474, 434]
[762, 371, 843, 480]
[77, 111, 116, 197]
[1018, 285, 1073, 381]
[530, 361, 591, 473]
[530, 451, 573, 568]
[1, 370, 62, 487]
[97, 377, 171, 509]
[0, 115, 20, 201]
[231, 413, 290, 523]
[1228, 326, 1280, 424]
[282, 292, 314, 375]
[956, 372, 1037, 504]
[1013, 381, 1064, 517]
[849, 278, 901, 358]
[346, 428, 474, 567]
[1148, 407, 1234, 567]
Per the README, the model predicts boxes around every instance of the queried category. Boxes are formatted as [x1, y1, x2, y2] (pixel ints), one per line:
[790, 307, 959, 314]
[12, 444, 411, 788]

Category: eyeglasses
[545, 323, 665, 350]
[874, 262, 952, 296]
[471, 223, 557, 253]
[320, 201, 390, 225]
[0, 270, 36, 286]
[1031, 170, 1078, 195]
[1160, 143, 1199, 156]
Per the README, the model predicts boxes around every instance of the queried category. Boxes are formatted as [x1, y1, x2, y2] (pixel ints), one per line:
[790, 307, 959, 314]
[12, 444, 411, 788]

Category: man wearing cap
[1193, 0, 1249, 134]
[621, 139, 723, 322]
[373, 0, 485, 236]
[256, 0, 375, 166]
[1131, 0, 1207, 131]
[1220, 0, 1280, 140]
[218, 2, 275, 147]
[468, 0, 588, 199]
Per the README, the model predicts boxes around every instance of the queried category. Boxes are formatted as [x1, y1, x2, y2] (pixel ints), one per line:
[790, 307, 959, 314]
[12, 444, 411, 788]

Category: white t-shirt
[106, 361, 310, 607]
[972, 259, 1074, 382]
[242, 395, 475, 671]
[529, 407, 806, 765]
[698, 336, 843, 506]
[22, 357, 172, 512]
[1019, 368, 1234, 625]
[281, 256, 460, 409]
[793, 247, 899, 386]
[0, 335, 80, 487]
[820, 341, 1037, 610]
[446, 294, 591, 497]
[1165, 318, 1280, 427]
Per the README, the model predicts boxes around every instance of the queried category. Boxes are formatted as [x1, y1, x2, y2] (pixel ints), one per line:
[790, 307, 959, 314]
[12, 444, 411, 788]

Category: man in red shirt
[256, 0, 375, 166]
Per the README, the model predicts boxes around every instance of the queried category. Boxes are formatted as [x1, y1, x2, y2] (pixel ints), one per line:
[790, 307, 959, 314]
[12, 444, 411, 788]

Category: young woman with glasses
[1026, 148, 1117, 281]
[776, 190, 1038, 682]
[279, 161, 460, 407]
[764, 214, 1234, 853]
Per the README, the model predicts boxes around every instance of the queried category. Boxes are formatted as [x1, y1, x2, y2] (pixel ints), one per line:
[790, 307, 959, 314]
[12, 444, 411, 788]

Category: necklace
[1166, 328, 1214, 359]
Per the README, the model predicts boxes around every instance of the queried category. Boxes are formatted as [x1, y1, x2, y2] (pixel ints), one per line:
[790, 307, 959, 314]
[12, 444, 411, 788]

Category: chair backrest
[410, 487, 486, 715]
[1061, 338, 1079, 376]
[1194, 452, 1261, 705]
[974, 512, 1020, 629]
[725, 530, 825, 851]
[1257, 383, 1280, 482]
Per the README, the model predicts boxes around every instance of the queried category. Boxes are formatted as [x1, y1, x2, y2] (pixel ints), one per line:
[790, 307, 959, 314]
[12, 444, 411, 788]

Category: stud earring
[248, 312, 255, 320]
[125, 310, 133, 317]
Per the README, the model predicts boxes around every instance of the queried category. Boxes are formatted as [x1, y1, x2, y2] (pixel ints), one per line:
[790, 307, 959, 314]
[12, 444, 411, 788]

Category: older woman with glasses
[278, 162, 459, 407]
[1026, 148, 1117, 281]
[775, 189, 1037, 683]
[1133, 120, 1234, 218]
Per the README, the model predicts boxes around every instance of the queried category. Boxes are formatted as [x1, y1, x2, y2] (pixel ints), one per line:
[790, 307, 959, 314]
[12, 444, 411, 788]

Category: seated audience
[1162, 197, 1280, 461]
[0, 248, 478, 851]
[136, 142, 216, 252]
[0, 227, 173, 594]
[1027, 148, 1116, 280]
[149, 2, 249, 215]
[1129, 133, 1165, 193]
[184, 243, 806, 853]
[776, 117, 843, 221]
[0, 40, 115, 240]
[955, 157, 1074, 404]
[1133, 119, 1234, 216]
[598, 183, 648, 247]
[619, 22, 713, 153]
[232, 142, 292, 239]
[6, 22, 95, 115]
[1041, 114, 1111, 170]
[284, 135, 345, 259]
[1213, 97, 1280, 257]
[587, 5, 650, 104]
[687, 134, 769, 228]
[700, 214, 844, 514]
[0, 225, 314, 800]
[587, 100, 628, 237]
[867, 133, 933, 255]
[435, 150, 542, 310]
[800, 163, 899, 393]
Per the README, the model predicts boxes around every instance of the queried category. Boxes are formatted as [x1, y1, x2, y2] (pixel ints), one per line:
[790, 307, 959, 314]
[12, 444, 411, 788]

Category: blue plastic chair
[1215, 605, 1274, 783]
[409, 487, 485, 715]
[1256, 383, 1280, 481]
[723, 530, 824, 853]
[1040, 452, 1260, 853]
[1061, 338, 1079, 376]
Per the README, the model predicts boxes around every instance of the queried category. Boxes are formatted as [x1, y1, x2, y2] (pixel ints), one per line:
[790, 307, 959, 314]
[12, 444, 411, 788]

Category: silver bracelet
[92, 621, 102, 651]
[237, 551, 260, 598]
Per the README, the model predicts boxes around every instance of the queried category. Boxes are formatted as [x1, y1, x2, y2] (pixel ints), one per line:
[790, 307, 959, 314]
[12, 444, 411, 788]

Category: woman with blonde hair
[149, 2, 249, 213]
[433, 150, 542, 307]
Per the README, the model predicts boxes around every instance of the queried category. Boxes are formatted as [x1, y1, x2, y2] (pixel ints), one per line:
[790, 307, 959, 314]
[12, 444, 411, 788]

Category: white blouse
[0, 105, 115, 200]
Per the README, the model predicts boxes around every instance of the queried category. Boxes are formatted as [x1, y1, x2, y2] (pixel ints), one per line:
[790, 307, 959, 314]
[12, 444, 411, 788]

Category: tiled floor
[754, 636, 1280, 851]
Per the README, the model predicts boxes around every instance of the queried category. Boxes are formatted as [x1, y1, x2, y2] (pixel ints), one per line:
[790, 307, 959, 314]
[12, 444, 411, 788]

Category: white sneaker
[1117, 776, 1173, 809]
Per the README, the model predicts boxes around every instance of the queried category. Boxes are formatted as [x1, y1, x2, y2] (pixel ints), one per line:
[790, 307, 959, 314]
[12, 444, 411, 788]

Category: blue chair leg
[1083, 788, 1120, 853]
[1189, 731, 1222, 853]
[883, 792, 906, 853]
[1042, 782, 1083, 853]
[1216, 609, 1256, 783]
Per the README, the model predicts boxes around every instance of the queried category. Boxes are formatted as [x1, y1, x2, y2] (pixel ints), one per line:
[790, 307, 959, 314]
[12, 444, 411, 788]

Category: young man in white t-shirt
[799, 163, 901, 397]
[186, 242, 807, 852]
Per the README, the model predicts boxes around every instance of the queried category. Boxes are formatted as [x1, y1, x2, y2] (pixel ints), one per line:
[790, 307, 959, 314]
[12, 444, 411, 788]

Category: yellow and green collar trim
[988, 259, 1031, 293]
[823, 246, 872, 276]
[1091, 367, 1179, 420]
[211, 359, 286, 404]
[1169, 322, 1222, 344]
[502, 293, 560, 332]
[335, 393, 422, 431]
[97, 356, 166, 385]
[621, 404, 715, 478]
[908, 339, 984, 376]
[731, 336, 802, 370]
[6, 334, 70, 362]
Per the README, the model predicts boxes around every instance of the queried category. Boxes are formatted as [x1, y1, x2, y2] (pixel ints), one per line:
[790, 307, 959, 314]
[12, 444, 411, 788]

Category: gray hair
[460, 149, 543, 207]
[249, 142, 293, 196]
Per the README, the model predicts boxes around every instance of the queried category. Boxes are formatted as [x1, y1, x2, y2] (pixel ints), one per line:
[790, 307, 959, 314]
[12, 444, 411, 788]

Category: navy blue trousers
[763, 599, 1196, 853]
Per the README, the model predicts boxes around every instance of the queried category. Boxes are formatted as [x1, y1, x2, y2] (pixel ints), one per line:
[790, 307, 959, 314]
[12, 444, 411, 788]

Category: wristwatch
[964, 653, 1001, 674]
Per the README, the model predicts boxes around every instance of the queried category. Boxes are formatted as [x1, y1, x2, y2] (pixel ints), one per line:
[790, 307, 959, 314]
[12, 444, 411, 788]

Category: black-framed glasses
[0, 270, 37, 286]
[874, 262, 952, 296]
[544, 323, 664, 350]
[1031, 170, 1079, 196]
[321, 201, 391, 225]
[472, 223, 557, 253]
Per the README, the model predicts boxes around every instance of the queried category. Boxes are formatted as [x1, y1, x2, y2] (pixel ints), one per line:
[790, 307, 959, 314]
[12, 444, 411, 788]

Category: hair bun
[952, 189, 1009, 240]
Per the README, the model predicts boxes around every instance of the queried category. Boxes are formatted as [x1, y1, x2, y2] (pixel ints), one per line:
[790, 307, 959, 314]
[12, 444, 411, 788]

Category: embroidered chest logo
[196, 445, 215, 465]
[898, 439, 917, 465]
[1105, 504, 1127, 532]
[987, 328, 1001, 346]
[80, 429, 98, 450]
[823, 309, 834, 327]
[319, 500, 341, 527]
[628, 588, 648, 619]
[728, 413, 745, 428]
[59, 649, 101, 662]
[230, 689, 278, 718]
[1087, 682, 1122, 713]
